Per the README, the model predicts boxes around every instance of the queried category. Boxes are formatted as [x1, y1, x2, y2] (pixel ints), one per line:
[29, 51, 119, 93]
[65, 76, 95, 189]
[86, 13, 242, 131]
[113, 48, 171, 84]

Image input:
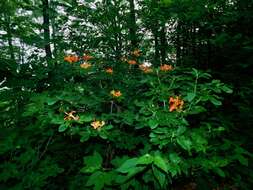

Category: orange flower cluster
[105, 67, 113, 74]
[160, 64, 173, 71]
[127, 60, 137, 65]
[91, 120, 105, 130]
[64, 55, 79, 63]
[110, 90, 122, 97]
[83, 55, 93, 61]
[169, 96, 184, 112]
[64, 111, 80, 121]
[80, 62, 92, 69]
[132, 49, 141, 57]
[139, 64, 153, 73]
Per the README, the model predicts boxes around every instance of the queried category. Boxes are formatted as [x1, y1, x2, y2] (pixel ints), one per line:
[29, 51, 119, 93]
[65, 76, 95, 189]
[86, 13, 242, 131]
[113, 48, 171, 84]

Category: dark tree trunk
[129, 0, 137, 49]
[154, 30, 160, 65]
[42, 0, 52, 60]
[160, 25, 167, 64]
[176, 25, 181, 65]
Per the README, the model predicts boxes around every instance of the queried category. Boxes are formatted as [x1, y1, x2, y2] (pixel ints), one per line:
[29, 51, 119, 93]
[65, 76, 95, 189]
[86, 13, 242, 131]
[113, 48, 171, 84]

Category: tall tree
[159, 24, 167, 64]
[42, 0, 52, 60]
[128, 0, 137, 49]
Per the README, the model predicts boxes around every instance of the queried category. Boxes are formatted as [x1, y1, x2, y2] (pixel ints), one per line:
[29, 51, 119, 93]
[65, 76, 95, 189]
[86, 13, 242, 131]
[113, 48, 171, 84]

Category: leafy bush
[1, 52, 250, 189]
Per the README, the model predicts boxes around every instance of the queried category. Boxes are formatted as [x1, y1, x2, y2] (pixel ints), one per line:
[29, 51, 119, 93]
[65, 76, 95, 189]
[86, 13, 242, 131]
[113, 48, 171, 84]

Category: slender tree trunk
[51, 1, 57, 58]
[129, 0, 137, 49]
[160, 25, 167, 64]
[4, 14, 15, 61]
[152, 26, 160, 66]
[42, 0, 52, 60]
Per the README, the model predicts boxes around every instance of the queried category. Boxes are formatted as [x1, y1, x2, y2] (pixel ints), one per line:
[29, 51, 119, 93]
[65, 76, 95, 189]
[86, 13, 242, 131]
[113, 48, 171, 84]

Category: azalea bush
[3, 50, 247, 189]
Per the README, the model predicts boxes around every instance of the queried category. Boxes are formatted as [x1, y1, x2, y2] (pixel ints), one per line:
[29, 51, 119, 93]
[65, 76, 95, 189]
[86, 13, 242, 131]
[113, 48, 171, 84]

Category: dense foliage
[1, 0, 253, 189]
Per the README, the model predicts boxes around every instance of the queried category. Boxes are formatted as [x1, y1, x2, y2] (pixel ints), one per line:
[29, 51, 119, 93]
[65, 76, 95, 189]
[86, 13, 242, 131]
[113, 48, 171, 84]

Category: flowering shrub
[14, 50, 251, 190]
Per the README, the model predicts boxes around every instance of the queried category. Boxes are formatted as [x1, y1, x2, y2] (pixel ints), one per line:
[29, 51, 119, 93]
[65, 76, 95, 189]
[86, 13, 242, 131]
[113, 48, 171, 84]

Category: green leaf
[192, 68, 199, 77]
[169, 153, 181, 164]
[80, 132, 90, 142]
[213, 168, 225, 177]
[209, 97, 222, 106]
[51, 115, 64, 124]
[86, 171, 105, 190]
[177, 136, 192, 151]
[221, 85, 233, 93]
[148, 119, 159, 129]
[98, 130, 108, 139]
[81, 151, 103, 173]
[235, 155, 248, 166]
[79, 114, 94, 122]
[58, 124, 68, 132]
[153, 156, 168, 173]
[116, 167, 146, 184]
[137, 154, 153, 165]
[190, 106, 207, 114]
[86, 171, 113, 190]
[186, 92, 195, 102]
[46, 98, 58, 105]
[176, 126, 186, 136]
[152, 165, 166, 187]
[117, 158, 139, 173]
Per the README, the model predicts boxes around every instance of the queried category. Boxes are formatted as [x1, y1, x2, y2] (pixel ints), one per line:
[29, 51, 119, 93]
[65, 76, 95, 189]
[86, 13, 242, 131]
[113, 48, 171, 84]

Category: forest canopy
[0, 0, 253, 189]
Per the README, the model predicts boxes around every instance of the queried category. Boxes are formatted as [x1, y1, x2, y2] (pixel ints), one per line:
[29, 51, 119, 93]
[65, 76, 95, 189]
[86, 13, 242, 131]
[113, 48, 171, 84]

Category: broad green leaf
[176, 126, 186, 136]
[209, 97, 222, 106]
[221, 85, 233, 93]
[86, 171, 105, 190]
[153, 156, 168, 173]
[80, 132, 90, 142]
[46, 98, 58, 105]
[117, 158, 139, 173]
[137, 154, 153, 165]
[116, 166, 146, 184]
[169, 153, 181, 164]
[186, 92, 195, 102]
[177, 136, 192, 151]
[152, 165, 166, 187]
[81, 151, 103, 173]
[79, 114, 94, 122]
[148, 119, 159, 129]
[58, 124, 68, 132]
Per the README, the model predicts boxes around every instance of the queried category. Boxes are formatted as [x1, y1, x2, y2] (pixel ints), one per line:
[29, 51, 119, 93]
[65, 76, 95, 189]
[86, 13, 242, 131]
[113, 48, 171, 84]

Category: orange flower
[132, 49, 141, 57]
[169, 96, 184, 112]
[139, 64, 153, 73]
[80, 63, 92, 69]
[91, 120, 105, 130]
[64, 55, 79, 63]
[160, 64, 173, 71]
[83, 55, 93, 61]
[105, 67, 113, 74]
[64, 111, 80, 121]
[127, 60, 137, 65]
[110, 90, 122, 97]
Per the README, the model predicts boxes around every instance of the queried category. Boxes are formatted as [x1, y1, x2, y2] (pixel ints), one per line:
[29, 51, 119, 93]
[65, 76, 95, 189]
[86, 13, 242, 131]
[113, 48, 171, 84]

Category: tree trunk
[42, 0, 52, 60]
[152, 26, 160, 66]
[129, 0, 137, 49]
[176, 29, 181, 65]
[160, 25, 167, 64]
